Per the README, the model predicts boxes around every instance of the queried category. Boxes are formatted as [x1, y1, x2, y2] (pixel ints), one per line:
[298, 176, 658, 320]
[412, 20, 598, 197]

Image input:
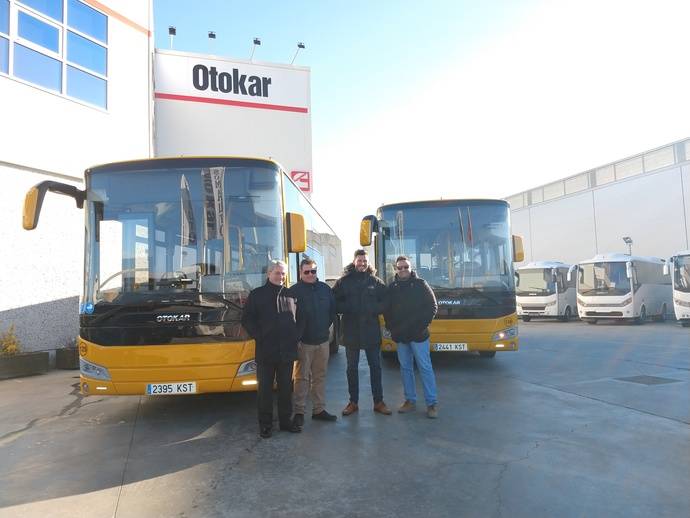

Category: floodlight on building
[291, 42, 306, 65]
[208, 31, 216, 53]
[622, 236, 633, 255]
[168, 26, 176, 49]
[250, 37, 261, 61]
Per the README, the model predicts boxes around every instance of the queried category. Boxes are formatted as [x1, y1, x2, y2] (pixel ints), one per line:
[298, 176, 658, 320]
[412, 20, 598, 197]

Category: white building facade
[506, 139, 690, 266]
[0, 0, 153, 353]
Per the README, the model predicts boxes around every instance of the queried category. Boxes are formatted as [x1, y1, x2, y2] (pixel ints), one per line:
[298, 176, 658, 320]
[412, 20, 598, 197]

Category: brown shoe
[342, 402, 359, 416]
[427, 404, 438, 419]
[373, 401, 392, 415]
[398, 400, 416, 413]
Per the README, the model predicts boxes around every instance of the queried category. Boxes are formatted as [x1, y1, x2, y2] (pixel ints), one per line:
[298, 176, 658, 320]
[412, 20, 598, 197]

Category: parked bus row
[22, 157, 525, 398]
[516, 253, 689, 326]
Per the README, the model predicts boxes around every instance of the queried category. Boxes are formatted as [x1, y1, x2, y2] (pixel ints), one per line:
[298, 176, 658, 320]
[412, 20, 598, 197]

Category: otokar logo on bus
[192, 64, 272, 97]
[156, 314, 191, 323]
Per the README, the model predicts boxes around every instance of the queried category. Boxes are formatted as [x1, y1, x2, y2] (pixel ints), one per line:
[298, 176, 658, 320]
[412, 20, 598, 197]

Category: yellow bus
[23, 157, 341, 395]
[360, 199, 524, 357]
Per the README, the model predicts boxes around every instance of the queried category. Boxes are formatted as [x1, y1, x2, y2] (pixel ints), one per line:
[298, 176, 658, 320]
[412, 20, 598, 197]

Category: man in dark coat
[290, 258, 338, 426]
[333, 249, 392, 416]
[384, 255, 439, 418]
[241, 260, 303, 438]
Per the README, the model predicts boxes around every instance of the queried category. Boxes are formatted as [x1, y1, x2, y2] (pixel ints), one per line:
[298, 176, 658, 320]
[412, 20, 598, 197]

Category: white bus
[516, 261, 576, 322]
[570, 254, 672, 324]
[664, 250, 690, 327]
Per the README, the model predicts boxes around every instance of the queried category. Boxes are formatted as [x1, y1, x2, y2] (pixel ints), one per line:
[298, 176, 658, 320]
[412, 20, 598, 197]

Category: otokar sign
[154, 50, 310, 112]
[153, 50, 313, 194]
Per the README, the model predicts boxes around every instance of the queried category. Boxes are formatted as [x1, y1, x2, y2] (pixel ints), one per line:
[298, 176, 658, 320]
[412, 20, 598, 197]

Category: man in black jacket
[333, 249, 392, 416]
[384, 255, 439, 418]
[290, 258, 337, 427]
[241, 260, 303, 438]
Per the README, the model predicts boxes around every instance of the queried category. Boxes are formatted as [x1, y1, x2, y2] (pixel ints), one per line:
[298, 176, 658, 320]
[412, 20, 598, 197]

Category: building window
[530, 188, 543, 204]
[643, 146, 675, 172]
[595, 165, 615, 186]
[565, 173, 589, 194]
[1, 0, 108, 108]
[543, 181, 564, 201]
[506, 194, 524, 210]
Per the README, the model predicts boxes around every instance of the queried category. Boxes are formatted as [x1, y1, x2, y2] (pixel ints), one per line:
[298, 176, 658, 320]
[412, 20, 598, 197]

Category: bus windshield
[578, 262, 631, 296]
[84, 160, 283, 310]
[516, 269, 555, 296]
[674, 255, 690, 293]
[377, 201, 515, 318]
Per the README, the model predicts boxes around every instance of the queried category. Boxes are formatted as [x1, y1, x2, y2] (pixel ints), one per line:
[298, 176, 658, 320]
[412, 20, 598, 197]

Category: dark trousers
[256, 360, 294, 428]
[345, 345, 383, 404]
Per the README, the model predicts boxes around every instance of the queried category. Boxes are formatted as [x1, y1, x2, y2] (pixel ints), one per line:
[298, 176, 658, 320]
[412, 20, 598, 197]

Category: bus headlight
[381, 326, 392, 340]
[492, 326, 518, 341]
[79, 358, 111, 381]
[237, 359, 257, 377]
[675, 298, 690, 308]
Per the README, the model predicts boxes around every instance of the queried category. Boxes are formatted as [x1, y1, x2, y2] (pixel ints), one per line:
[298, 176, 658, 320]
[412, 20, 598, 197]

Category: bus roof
[518, 261, 571, 270]
[377, 199, 509, 211]
[674, 250, 690, 257]
[579, 253, 665, 265]
[85, 156, 281, 175]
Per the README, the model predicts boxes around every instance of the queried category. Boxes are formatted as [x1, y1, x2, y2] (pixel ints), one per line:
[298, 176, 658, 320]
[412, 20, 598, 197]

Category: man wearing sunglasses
[384, 255, 439, 418]
[290, 258, 338, 426]
[333, 249, 392, 416]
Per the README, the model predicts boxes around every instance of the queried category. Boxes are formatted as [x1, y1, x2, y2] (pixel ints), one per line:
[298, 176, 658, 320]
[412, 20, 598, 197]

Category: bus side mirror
[286, 212, 306, 253]
[360, 215, 378, 247]
[567, 264, 576, 283]
[23, 181, 86, 230]
[626, 261, 633, 279]
[663, 260, 670, 276]
[512, 235, 524, 262]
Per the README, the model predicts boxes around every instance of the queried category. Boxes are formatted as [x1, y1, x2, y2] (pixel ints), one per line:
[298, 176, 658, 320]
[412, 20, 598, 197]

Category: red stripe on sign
[155, 92, 309, 113]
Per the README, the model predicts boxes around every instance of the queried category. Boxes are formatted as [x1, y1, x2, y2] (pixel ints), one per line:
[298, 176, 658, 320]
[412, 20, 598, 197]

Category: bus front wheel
[635, 306, 647, 325]
[479, 351, 496, 358]
[560, 306, 572, 322]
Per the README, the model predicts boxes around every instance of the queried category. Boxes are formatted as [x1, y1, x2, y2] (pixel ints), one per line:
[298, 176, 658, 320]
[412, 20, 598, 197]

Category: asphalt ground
[0, 320, 688, 518]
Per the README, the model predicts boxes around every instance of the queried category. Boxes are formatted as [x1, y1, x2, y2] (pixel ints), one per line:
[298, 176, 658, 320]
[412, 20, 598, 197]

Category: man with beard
[333, 249, 392, 416]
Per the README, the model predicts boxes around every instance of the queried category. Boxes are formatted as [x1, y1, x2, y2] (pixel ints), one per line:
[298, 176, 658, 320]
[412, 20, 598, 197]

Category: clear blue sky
[154, 1, 690, 257]
[153, 0, 535, 152]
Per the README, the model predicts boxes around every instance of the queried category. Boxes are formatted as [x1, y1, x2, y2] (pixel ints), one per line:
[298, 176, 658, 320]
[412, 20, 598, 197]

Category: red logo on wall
[290, 171, 312, 193]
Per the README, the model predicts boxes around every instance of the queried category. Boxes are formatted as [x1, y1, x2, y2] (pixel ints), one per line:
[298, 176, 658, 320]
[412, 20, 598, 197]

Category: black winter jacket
[333, 265, 387, 349]
[290, 279, 336, 345]
[241, 281, 303, 363]
[384, 271, 437, 343]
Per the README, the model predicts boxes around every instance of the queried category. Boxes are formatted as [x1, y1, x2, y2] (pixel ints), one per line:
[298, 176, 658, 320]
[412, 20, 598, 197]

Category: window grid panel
[16, 0, 62, 22]
[66, 29, 105, 75]
[0, 0, 9, 35]
[5, 0, 108, 109]
[67, 0, 106, 43]
[66, 63, 105, 107]
[0, 35, 8, 73]
[13, 41, 61, 91]
[17, 9, 60, 53]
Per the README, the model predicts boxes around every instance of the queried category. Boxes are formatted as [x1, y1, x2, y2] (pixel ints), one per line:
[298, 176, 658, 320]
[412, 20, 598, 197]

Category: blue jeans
[396, 339, 438, 406]
[345, 345, 383, 404]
